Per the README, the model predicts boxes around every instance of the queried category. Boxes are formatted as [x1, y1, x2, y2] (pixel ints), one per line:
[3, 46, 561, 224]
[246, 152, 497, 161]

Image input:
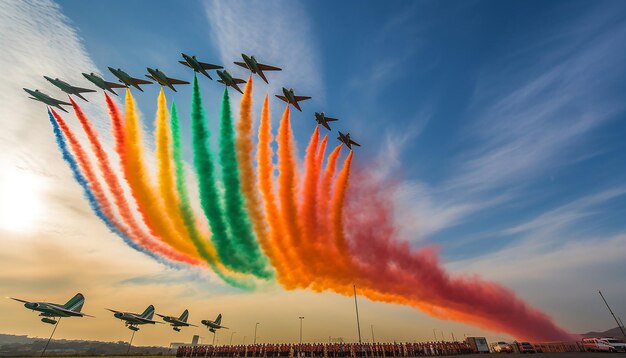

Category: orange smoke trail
[70, 97, 196, 264]
[236, 79, 278, 267]
[317, 145, 342, 251]
[298, 127, 321, 272]
[115, 90, 197, 258]
[154, 89, 201, 257]
[316, 134, 328, 169]
[257, 96, 292, 286]
[276, 105, 309, 286]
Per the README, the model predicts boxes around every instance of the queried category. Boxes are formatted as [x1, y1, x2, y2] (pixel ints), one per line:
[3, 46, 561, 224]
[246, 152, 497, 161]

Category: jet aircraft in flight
[201, 313, 228, 333]
[216, 70, 246, 94]
[179, 53, 223, 80]
[23, 88, 70, 112]
[157, 309, 197, 332]
[314, 112, 339, 131]
[146, 68, 189, 92]
[276, 87, 311, 112]
[337, 131, 361, 149]
[106, 305, 161, 331]
[82, 72, 126, 95]
[234, 54, 281, 84]
[8, 293, 93, 325]
[108, 67, 152, 92]
[44, 76, 96, 101]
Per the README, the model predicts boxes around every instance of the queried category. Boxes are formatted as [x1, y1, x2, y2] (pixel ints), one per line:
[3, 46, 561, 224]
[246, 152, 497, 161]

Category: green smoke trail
[170, 102, 254, 290]
[219, 89, 273, 279]
[190, 75, 248, 273]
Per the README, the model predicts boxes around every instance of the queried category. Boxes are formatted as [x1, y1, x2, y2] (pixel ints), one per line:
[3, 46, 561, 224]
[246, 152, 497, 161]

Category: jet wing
[350, 140, 361, 147]
[105, 308, 122, 314]
[131, 78, 153, 85]
[199, 61, 223, 70]
[233, 78, 247, 84]
[294, 96, 311, 102]
[234, 61, 249, 69]
[275, 95, 288, 103]
[9, 297, 31, 304]
[48, 304, 93, 317]
[257, 63, 282, 71]
[73, 86, 97, 93]
[325, 117, 339, 121]
[167, 77, 190, 85]
[105, 81, 126, 88]
[321, 122, 331, 131]
[179, 61, 192, 68]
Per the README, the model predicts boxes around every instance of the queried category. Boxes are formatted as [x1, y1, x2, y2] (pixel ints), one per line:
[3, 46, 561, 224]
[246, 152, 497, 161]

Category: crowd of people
[176, 341, 474, 357]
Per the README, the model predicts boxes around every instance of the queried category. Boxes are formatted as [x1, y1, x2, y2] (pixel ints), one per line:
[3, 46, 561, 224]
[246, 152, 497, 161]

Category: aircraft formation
[8, 294, 226, 333]
[23, 53, 360, 149]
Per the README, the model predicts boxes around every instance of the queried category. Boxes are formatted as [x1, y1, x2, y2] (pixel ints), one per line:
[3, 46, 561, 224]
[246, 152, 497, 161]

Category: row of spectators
[176, 341, 474, 357]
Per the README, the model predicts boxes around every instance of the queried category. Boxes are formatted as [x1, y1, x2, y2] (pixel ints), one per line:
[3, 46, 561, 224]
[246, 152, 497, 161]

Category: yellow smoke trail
[123, 89, 197, 257]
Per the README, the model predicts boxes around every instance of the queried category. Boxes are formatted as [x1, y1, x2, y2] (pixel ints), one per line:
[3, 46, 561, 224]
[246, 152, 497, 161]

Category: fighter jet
[145, 68, 189, 92]
[43, 76, 96, 102]
[8, 293, 94, 325]
[201, 313, 228, 333]
[108, 67, 152, 92]
[157, 309, 197, 332]
[314, 112, 339, 131]
[276, 87, 311, 112]
[23, 88, 71, 113]
[179, 53, 223, 80]
[106, 305, 162, 331]
[216, 70, 246, 94]
[234, 54, 281, 84]
[82, 72, 126, 96]
[337, 131, 360, 149]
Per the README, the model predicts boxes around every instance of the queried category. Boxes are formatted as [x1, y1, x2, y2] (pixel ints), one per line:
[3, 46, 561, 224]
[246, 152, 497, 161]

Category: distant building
[192, 335, 200, 346]
[465, 337, 490, 353]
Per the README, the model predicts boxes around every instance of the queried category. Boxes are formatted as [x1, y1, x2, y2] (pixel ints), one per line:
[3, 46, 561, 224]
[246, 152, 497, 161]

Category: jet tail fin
[179, 309, 189, 323]
[63, 293, 84, 312]
[215, 313, 222, 326]
[141, 305, 155, 320]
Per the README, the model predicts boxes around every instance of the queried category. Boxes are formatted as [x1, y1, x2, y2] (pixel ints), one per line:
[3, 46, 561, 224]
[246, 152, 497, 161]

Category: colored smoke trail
[317, 145, 342, 253]
[256, 95, 292, 286]
[190, 76, 248, 273]
[170, 102, 254, 289]
[298, 126, 321, 271]
[219, 88, 272, 279]
[276, 106, 309, 285]
[154, 89, 203, 258]
[69, 98, 192, 263]
[48, 109, 173, 267]
[121, 90, 198, 258]
[331, 150, 353, 260]
[341, 169, 575, 341]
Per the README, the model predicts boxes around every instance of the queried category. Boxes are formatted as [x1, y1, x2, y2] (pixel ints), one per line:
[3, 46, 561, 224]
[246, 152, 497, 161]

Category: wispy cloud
[204, 0, 323, 104]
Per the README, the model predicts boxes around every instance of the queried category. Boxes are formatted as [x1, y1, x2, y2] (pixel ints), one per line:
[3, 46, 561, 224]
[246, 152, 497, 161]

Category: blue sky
[59, 0, 626, 297]
[1, 0, 625, 343]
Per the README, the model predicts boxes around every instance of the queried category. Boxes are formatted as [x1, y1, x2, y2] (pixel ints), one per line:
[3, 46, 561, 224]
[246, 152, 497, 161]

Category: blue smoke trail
[47, 110, 179, 268]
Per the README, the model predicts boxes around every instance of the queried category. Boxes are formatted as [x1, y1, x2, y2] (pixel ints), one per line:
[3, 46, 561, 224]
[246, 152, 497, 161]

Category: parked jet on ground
[106, 305, 161, 331]
[157, 309, 197, 332]
[23, 88, 70, 113]
[234, 54, 281, 84]
[314, 112, 339, 131]
[276, 87, 311, 112]
[201, 313, 228, 333]
[145, 68, 189, 92]
[43, 76, 96, 102]
[337, 131, 360, 149]
[216, 70, 246, 94]
[179, 53, 223, 80]
[8, 293, 93, 325]
[82, 72, 126, 96]
[108, 67, 152, 92]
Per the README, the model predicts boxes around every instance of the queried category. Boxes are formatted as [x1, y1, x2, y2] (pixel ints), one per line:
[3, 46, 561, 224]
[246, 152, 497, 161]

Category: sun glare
[0, 168, 44, 233]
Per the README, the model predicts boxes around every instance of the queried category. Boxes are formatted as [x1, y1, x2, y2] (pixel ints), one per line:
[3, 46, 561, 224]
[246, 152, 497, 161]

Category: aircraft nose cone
[114, 312, 123, 318]
[25, 302, 38, 309]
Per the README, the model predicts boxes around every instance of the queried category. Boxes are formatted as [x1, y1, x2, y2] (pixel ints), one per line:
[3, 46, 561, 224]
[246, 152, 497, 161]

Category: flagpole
[353, 284, 362, 344]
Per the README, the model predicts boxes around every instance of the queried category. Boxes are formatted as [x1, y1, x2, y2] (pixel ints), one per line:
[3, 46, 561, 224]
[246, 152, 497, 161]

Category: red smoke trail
[341, 168, 575, 341]
[103, 94, 202, 265]
[276, 105, 309, 286]
[69, 98, 175, 259]
[50, 110, 130, 243]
